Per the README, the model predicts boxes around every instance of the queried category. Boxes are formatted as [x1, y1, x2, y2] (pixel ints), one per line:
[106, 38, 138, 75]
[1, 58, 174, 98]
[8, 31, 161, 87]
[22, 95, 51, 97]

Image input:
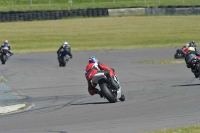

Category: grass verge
[0, 16, 199, 54]
[138, 59, 185, 64]
[148, 125, 200, 133]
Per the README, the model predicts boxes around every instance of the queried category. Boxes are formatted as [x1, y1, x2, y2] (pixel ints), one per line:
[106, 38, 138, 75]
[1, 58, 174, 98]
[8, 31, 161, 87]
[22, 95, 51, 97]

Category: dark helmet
[189, 42, 195, 47]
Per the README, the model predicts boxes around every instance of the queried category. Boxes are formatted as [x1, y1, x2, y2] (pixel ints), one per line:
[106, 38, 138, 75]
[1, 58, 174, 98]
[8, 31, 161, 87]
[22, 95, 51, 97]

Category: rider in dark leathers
[57, 41, 72, 59]
[185, 47, 200, 78]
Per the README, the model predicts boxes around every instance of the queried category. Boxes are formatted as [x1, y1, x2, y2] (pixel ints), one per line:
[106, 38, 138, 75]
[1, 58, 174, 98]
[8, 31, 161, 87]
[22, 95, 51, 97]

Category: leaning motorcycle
[91, 70, 125, 103]
[0, 47, 9, 64]
[187, 54, 200, 78]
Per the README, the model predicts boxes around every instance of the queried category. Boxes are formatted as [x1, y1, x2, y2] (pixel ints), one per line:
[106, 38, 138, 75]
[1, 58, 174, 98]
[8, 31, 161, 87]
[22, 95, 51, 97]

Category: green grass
[0, 0, 200, 11]
[0, 15, 199, 53]
[148, 125, 200, 133]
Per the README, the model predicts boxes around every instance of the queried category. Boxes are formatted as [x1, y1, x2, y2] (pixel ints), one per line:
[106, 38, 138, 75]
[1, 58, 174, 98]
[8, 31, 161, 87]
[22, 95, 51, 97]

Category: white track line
[0, 76, 8, 82]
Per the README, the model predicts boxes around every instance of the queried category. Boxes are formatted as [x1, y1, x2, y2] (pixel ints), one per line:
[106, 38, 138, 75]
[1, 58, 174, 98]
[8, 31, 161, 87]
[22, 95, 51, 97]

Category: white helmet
[63, 41, 68, 45]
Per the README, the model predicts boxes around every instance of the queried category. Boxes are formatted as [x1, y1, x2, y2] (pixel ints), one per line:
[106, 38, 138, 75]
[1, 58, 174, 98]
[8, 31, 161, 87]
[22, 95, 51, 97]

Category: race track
[0, 48, 200, 133]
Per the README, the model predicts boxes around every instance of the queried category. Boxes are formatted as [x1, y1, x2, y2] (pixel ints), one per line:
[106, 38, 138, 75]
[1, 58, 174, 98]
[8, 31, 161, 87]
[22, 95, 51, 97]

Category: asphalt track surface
[0, 48, 200, 133]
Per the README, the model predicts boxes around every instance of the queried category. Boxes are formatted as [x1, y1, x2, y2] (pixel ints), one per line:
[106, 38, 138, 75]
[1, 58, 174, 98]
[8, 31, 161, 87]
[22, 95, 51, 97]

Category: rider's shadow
[71, 101, 110, 105]
[171, 83, 200, 87]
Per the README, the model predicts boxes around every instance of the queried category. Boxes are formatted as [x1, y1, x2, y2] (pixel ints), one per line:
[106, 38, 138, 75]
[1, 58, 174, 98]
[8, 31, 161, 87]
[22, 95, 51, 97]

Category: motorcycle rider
[57, 41, 72, 60]
[84, 56, 122, 98]
[182, 40, 196, 54]
[185, 46, 200, 78]
[0, 40, 13, 56]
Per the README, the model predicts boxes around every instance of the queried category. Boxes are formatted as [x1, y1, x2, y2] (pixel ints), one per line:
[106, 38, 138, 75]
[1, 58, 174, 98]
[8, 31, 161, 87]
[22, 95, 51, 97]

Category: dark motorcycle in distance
[174, 46, 188, 59]
[91, 69, 125, 103]
[174, 49, 185, 59]
[174, 44, 197, 59]
[57, 50, 71, 67]
[0, 47, 10, 64]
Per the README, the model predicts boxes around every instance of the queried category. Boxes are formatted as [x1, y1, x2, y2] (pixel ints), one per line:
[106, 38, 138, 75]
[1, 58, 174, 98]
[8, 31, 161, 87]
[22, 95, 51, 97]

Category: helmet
[192, 40, 195, 44]
[4, 40, 8, 44]
[189, 42, 195, 47]
[63, 41, 68, 45]
[89, 56, 98, 63]
[188, 47, 195, 52]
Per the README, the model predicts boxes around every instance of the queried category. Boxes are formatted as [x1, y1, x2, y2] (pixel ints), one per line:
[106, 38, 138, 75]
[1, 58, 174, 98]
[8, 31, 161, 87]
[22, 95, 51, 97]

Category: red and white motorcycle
[92, 70, 125, 103]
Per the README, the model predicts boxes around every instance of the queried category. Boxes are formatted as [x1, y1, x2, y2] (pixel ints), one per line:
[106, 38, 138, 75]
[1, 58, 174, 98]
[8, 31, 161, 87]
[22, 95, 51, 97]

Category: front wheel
[174, 52, 180, 59]
[100, 83, 117, 103]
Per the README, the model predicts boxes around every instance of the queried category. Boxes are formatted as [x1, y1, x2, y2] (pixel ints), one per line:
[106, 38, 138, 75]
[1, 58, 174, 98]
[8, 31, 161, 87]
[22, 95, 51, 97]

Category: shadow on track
[171, 83, 200, 87]
[71, 101, 110, 105]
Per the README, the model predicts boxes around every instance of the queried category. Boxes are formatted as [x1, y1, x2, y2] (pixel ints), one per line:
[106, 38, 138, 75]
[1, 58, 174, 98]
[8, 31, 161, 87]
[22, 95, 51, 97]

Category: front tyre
[100, 83, 117, 103]
[174, 52, 180, 59]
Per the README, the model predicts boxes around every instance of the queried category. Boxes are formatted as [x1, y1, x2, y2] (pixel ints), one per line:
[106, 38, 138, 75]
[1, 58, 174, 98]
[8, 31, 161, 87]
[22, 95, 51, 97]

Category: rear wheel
[100, 83, 117, 103]
[1, 54, 6, 64]
[62, 56, 66, 67]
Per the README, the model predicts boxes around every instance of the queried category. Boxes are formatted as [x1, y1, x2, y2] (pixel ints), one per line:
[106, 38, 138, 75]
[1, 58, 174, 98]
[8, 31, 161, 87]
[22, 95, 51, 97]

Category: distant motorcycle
[174, 44, 197, 59]
[0, 47, 10, 64]
[91, 69, 125, 103]
[174, 49, 185, 59]
[57, 50, 70, 67]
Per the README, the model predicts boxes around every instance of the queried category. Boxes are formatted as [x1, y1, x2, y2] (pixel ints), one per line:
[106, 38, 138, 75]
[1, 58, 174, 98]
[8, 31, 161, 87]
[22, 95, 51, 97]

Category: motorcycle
[174, 49, 185, 59]
[174, 45, 197, 59]
[58, 50, 70, 67]
[0, 47, 9, 64]
[91, 70, 125, 103]
[186, 54, 200, 78]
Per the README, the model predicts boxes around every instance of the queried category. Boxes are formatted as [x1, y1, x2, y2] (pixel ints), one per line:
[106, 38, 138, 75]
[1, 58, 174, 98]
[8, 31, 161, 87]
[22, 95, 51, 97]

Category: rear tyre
[62, 56, 66, 67]
[100, 83, 117, 103]
[1, 55, 6, 64]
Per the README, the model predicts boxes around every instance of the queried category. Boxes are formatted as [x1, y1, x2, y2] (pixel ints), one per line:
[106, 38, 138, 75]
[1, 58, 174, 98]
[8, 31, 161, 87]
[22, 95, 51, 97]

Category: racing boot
[119, 92, 125, 101]
[194, 73, 199, 78]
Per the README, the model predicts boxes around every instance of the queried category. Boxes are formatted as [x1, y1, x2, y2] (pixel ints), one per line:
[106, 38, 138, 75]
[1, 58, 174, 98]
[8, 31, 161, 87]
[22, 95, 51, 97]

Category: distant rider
[84, 56, 121, 98]
[182, 40, 196, 54]
[0, 40, 13, 56]
[185, 47, 200, 78]
[57, 41, 72, 59]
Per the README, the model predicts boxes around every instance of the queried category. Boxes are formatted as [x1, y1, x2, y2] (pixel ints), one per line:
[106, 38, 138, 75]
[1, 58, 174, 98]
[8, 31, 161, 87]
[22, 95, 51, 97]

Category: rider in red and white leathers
[84, 56, 117, 98]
